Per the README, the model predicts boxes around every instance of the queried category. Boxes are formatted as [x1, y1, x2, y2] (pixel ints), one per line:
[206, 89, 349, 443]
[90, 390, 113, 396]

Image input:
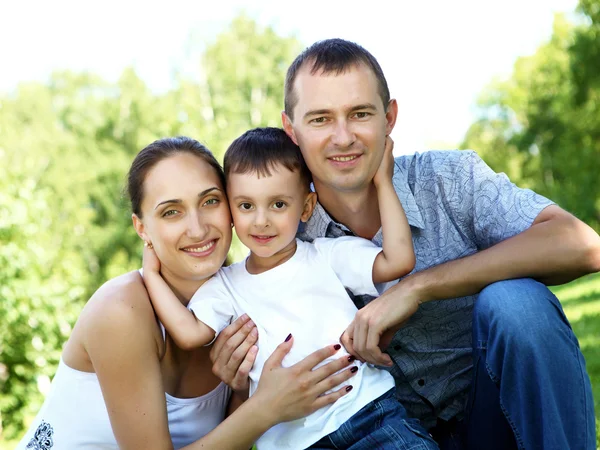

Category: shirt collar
[304, 162, 425, 239]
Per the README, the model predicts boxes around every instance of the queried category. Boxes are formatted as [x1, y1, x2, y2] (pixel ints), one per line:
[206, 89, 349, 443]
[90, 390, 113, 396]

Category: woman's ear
[132, 214, 148, 241]
[300, 192, 317, 223]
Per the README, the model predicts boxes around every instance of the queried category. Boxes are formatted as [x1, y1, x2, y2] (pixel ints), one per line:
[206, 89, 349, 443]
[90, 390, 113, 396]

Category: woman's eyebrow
[154, 187, 222, 210]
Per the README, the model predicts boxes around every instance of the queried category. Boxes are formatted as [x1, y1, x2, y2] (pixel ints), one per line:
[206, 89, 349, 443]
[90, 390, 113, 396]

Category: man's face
[283, 63, 397, 194]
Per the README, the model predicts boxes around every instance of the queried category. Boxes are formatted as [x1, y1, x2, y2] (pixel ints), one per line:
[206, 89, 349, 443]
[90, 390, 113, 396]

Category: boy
[143, 128, 438, 450]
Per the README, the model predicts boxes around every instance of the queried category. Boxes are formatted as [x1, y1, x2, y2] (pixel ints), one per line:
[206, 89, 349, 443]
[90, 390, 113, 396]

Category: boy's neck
[314, 181, 381, 240]
[246, 239, 298, 275]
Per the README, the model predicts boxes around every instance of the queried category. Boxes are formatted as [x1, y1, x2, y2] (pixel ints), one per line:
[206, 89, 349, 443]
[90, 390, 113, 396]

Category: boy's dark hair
[284, 38, 390, 120]
[224, 127, 312, 188]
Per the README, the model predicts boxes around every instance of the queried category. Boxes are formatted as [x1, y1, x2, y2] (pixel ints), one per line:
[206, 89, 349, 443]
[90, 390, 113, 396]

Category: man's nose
[331, 120, 356, 148]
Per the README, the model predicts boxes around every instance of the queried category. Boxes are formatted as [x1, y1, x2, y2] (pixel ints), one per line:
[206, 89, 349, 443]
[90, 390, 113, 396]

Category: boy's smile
[227, 164, 316, 273]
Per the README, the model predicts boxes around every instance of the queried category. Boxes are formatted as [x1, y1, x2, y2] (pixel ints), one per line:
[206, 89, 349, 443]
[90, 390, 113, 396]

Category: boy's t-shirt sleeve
[188, 273, 235, 336]
[312, 236, 381, 297]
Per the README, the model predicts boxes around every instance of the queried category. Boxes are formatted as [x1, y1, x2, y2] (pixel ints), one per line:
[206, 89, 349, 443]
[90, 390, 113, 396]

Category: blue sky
[0, 0, 579, 154]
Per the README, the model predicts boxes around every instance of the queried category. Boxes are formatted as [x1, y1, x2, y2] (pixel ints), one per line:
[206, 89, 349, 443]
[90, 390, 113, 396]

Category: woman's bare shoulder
[79, 271, 159, 339]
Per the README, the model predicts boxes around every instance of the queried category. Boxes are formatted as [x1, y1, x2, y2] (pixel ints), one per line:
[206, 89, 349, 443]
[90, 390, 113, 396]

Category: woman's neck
[159, 267, 210, 306]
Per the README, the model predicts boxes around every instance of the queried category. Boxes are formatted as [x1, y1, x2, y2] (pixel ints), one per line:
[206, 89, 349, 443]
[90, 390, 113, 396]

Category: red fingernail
[350, 366, 358, 373]
[348, 356, 356, 362]
[333, 344, 341, 350]
[345, 385, 353, 392]
[285, 333, 292, 342]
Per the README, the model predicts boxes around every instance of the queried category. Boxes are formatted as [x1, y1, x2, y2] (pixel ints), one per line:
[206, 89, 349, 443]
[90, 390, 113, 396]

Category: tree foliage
[462, 2, 600, 231]
[0, 15, 300, 439]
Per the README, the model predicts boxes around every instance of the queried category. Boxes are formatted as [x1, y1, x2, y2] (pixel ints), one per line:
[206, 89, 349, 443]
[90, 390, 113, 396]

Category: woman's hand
[142, 242, 161, 274]
[373, 136, 395, 188]
[251, 335, 358, 425]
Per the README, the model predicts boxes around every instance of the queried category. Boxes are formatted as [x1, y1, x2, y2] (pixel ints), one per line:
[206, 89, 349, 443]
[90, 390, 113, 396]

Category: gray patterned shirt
[298, 150, 554, 429]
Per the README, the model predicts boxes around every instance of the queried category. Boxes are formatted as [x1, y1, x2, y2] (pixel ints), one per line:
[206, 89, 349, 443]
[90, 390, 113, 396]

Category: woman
[17, 136, 357, 449]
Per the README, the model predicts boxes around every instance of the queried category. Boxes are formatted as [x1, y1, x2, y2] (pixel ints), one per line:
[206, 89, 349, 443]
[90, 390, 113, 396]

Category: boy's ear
[132, 214, 148, 241]
[281, 111, 299, 145]
[300, 192, 317, 222]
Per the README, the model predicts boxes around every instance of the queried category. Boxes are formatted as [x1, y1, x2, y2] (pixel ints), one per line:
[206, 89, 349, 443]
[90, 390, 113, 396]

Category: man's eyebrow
[303, 103, 378, 119]
[154, 187, 221, 210]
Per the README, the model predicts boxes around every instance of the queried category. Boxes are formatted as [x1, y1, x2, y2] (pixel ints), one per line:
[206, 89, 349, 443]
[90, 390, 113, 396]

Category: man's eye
[273, 201, 286, 209]
[311, 117, 327, 124]
[354, 112, 370, 119]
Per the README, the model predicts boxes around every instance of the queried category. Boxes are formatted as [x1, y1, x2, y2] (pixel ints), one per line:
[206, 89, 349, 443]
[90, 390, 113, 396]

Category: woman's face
[135, 152, 232, 284]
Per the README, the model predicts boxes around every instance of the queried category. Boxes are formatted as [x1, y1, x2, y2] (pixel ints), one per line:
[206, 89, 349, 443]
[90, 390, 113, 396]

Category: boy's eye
[239, 202, 253, 211]
[273, 201, 286, 210]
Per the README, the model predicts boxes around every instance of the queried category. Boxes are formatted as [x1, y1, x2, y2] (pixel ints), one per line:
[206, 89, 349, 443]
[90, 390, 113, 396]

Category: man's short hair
[284, 38, 391, 120]
[224, 127, 312, 188]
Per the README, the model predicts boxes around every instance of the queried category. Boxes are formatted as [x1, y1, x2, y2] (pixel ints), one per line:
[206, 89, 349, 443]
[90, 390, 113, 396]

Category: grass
[550, 271, 600, 448]
[2, 274, 599, 449]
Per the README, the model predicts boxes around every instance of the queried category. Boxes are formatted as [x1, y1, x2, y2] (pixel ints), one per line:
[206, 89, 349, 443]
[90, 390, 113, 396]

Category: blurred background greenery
[1, 1, 599, 446]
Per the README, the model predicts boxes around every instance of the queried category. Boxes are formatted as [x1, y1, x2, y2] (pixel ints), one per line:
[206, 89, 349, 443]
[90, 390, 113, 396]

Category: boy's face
[227, 164, 316, 262]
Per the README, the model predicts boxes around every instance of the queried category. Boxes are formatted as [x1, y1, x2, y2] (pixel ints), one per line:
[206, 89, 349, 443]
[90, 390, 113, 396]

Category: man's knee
[474, 278, 569, 345]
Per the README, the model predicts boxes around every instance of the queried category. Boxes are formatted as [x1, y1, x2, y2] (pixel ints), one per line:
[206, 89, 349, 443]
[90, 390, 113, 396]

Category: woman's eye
[273, 201, 286, 209]
[162, 209, 178, 217]
[204, 198, 219, 206]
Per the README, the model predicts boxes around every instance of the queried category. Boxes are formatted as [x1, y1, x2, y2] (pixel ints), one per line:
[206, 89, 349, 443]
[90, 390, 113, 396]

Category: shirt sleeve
[188, 272, 235, 336]
[453, 150, 554, 250]
[312, 236, 381, 297]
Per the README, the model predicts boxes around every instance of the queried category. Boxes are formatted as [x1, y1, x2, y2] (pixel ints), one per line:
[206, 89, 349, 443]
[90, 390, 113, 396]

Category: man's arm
[342, 204, 600, 364]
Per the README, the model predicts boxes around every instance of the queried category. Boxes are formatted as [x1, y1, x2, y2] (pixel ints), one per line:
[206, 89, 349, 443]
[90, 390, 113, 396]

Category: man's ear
[281, 111, 299, 145]
[300, 192, 317, 222]
[385, 99, 399, 136]
[132, 214, 148, 241]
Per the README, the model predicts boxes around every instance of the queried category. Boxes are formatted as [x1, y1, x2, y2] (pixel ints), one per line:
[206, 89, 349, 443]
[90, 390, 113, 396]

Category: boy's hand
[373, 136, 395, 188]
[142, 242, 161, 274]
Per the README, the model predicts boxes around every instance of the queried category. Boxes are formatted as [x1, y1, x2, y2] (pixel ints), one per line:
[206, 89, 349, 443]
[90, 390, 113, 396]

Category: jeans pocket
[401, 419, 440, 449]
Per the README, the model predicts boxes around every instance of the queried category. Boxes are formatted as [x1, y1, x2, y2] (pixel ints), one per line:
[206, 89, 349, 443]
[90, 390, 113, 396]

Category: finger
[310, 373, 357, 411]
[339, 330, 357, 358]
[291, 343, 341, 373]
[385, 135, 394, 153]
[365, 327, 393, 366]
[264, 334, 294, 370]
[225, 326, 258, 374]
[231, 345, 258, 390]
[313, 364, 358, 397]
[210, 314, 252, 361]
[352, 316, 369, 363]
[310, 352, 356, 384]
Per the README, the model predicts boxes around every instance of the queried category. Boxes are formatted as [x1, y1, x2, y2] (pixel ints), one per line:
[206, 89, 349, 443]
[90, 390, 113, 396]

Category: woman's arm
[372, 136, 416, 283]
[182, 336, 358, 450]
[83, 284, 175, 449]
[143, 244, 216, 350]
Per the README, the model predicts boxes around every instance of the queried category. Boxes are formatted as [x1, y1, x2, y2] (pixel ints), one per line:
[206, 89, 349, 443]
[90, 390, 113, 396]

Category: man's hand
[209, 314, 258, 395]
[341, 280, 421, 366]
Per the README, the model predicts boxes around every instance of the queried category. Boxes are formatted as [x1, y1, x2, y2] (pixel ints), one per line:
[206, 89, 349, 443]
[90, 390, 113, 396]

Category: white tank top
[16, 332, 231, 449]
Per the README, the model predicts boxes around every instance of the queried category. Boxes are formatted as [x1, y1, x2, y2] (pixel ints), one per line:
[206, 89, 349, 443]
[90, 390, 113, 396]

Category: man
[211, 39, 599, 449]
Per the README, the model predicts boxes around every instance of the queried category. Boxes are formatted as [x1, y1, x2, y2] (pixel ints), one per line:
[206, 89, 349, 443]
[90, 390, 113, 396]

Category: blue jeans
[309, 389, 439, 450]
[436, 278, 595, 450]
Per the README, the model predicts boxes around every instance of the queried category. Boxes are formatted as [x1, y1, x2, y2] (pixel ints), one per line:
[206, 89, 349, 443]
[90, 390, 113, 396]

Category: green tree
[1, 14, 301, 439]
[462, 5, 600, 231]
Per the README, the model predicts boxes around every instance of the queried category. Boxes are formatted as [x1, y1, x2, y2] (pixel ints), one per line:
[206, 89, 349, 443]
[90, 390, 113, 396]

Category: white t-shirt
[189, 237, 395, 450]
